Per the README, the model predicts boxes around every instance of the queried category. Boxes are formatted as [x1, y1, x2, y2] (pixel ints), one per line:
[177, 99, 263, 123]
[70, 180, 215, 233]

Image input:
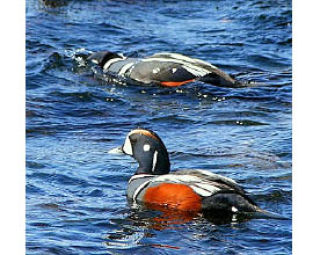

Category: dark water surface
[26, 0, 292, 254]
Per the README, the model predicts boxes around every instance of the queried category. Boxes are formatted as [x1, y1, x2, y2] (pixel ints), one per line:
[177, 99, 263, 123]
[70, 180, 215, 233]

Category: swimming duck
[109, 128, 283, 219]
[88, 51, 250, 88]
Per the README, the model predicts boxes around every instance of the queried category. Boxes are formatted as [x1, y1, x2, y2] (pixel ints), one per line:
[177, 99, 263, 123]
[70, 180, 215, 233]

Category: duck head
[88, 51, 123, 68]
[110, 129, 170, 175]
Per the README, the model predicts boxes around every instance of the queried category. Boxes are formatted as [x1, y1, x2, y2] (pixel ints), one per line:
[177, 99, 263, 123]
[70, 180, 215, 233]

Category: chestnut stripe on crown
[129, 129, 160, 142]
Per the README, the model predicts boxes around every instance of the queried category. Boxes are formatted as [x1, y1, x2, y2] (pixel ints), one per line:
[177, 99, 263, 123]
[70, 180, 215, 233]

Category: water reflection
[103, 204, 252, 252]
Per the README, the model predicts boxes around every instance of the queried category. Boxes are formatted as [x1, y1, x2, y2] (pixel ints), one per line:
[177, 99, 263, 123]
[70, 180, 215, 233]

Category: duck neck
[134, 151, 170, 175]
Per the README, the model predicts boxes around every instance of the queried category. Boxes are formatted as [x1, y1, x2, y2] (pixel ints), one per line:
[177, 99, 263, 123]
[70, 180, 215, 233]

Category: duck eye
[130, 136, 137, 143]
[143, 144, 151, 152]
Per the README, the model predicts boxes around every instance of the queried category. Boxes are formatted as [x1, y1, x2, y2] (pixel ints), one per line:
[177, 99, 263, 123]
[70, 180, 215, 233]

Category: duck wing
[172, 169, 247, 196]
[129, 60, 198, 86]
[147, 52, 244, 88]
[148, 169, 246, 198]
[147, 52, 219, 72]
[170, 169, 258, 212]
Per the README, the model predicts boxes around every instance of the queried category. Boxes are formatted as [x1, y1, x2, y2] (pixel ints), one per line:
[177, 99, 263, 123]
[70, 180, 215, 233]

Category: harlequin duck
[88, 51, 251, 88]
[109, 128, 284, 219]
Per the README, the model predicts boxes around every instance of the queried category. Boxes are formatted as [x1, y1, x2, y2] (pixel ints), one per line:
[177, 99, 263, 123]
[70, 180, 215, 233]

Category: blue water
[26, 0, 292, 254]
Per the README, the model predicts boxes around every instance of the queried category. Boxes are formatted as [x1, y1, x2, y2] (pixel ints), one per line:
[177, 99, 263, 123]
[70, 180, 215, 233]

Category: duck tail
[200, 72, 267, 88]
[242, 208, 288, 220]
[234, 80, 267, 88]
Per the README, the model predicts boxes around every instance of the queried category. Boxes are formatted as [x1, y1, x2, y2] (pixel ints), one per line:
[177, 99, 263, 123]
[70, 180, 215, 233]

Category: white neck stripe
[151, 150, 158, 173]
[103, 57, 125, 70]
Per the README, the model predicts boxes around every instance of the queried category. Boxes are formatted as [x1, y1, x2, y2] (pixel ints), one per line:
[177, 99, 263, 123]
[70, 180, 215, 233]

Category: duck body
[88, 51, 246, 88]
[127, 169, 258, 214]
[110, 128, 283, 219]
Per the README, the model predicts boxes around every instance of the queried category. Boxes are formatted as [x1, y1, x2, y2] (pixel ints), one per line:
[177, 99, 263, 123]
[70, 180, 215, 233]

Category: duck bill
[108, 146, 125, 154]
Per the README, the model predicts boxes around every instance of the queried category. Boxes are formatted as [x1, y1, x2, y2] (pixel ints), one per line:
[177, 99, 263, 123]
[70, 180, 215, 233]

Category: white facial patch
[172, 68, 177, 73]
[231, 206, 238, 212]
[122, 136, 133, 155]
[143, 144, 151, 152]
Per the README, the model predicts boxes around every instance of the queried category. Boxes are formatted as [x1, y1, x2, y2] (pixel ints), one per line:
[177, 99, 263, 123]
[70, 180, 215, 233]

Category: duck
[88, 51, 252, 88]
[109, 128, 284, 220]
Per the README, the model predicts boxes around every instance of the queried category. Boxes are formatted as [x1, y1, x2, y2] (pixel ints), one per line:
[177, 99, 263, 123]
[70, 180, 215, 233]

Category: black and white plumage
[126, 169, 258, 213]
[109, 128, 284, 219]
[88, 51, 249, 88]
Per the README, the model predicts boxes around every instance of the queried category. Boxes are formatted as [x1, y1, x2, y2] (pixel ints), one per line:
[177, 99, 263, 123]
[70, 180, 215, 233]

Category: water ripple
[26, 0, 291, 254]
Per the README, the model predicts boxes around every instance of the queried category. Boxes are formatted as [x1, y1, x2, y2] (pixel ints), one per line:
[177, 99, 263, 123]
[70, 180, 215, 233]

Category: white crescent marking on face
[122, 136, 133, 155]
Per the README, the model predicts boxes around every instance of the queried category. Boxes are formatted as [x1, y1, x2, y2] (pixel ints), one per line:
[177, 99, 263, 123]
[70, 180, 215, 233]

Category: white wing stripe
[151, 174, 202, 183]
[118, 62, 135, 76]
[193, 183, 220, 194]
[183, 65, 209, 77]
[190, 185, 213, 197]
[193, 169, 238, 185]
[141, 58, 211, 77]
[150, 52, 218, 69]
